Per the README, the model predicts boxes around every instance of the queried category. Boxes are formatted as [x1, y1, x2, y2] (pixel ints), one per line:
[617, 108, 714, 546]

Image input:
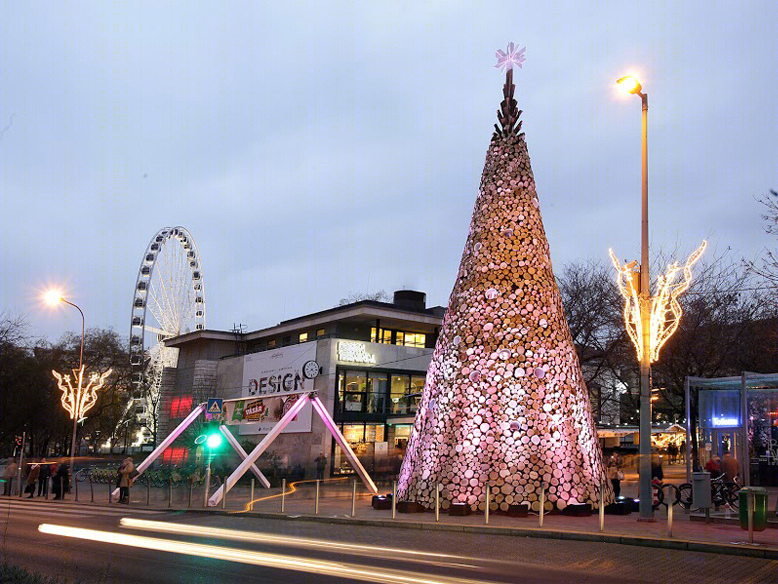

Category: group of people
[704, 452, 740, 481]
[2, 459, 71, 499]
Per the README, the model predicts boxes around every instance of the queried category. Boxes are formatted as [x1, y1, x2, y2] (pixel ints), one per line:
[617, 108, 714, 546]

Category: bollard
[315, 480, 320, 515]
[145, 476, 149, 506]
[435, 483, 440, 523]
[281, 478, 286, 513]
[107, 480, 111, 504]
[188, 476, 193, 508]
[599, 481, 605, 532]
[392, 481, 397, 519]
[666, 487, 674, 538]
[748, 491, 754, 544]
[168, 478, 173, 508]
[222, 478, 227, 510]
[59, 477, 64, 500]
[539, 483, 545, 527]
[74, 473, 79, 502]
[46, 477, 51, 500]
[203, 465, 211, 508]
[351, 480, 357, 518]
[89, 475, 94, 503]
[485, 485, 491, 525]
[250, 479, 255, 511]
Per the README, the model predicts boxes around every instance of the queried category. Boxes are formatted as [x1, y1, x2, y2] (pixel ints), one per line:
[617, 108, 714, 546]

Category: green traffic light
[206, 433, 223, 450]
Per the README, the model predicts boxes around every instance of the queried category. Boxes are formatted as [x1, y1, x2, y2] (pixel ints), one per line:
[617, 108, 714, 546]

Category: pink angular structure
[397, 51, 612, 513]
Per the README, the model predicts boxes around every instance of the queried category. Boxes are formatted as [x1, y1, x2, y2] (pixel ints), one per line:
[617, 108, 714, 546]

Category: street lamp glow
[617, 75, 642, 94]
[43, 289, 64, 306]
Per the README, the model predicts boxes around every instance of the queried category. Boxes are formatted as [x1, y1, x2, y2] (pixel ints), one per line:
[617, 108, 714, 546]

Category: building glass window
[299, 332, 308, 343]
[391, 374, 410, 414]
[370, 327, 426, 347]
[316, 328, 326, 338]
[267, 339, 276, 349]
[339, 371, 367, 413]
[367, 373, 388, 413]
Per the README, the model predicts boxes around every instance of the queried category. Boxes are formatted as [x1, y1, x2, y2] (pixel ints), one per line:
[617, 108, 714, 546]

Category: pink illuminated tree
[397, 45, 612, 512]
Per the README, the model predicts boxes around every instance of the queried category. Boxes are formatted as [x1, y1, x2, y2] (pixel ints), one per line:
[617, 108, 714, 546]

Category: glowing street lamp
[45, 289, 111, 473]
[609, 75, 705, 520]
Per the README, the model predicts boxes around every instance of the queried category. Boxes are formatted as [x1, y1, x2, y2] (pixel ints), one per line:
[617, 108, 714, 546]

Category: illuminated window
[404, 333, 426, 348]
[299, 332, 308, 343]
[381, 329, 392, 344]
[169, 395, 193, 418]
[395, 331, 404, 346]
[316, 328, 326, 337]
[370, 327, 377, 342]
[267, 339, 276, 349]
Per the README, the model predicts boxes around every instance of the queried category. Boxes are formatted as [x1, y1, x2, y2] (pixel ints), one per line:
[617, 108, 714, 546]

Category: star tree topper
[495, 43, 526, 72]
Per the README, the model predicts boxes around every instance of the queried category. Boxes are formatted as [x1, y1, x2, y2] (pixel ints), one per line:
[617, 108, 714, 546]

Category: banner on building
[237, 342, 316, 434]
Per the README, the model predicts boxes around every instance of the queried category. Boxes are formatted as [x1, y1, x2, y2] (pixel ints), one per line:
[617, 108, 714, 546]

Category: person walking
[705, 454, 721, 479]
[37, 459, 51, 497]
[52, 463, 69, 499]
[314, 452, 327, 481]
[25, 462, 40, 498]
[607, 451, 623, 498]
[721, 452, 739, 482]
[118, 457, 135, 504]
[3, 460, 17, 496]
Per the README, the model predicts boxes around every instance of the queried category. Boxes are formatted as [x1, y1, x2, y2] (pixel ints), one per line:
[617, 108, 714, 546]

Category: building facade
[159, 291, 444, 477]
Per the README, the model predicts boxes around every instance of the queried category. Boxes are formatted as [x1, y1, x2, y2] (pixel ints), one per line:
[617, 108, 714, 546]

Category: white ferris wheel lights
[129, 226, 206, 445]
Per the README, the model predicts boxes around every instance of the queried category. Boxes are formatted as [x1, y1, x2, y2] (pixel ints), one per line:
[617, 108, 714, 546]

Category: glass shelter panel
[699, 389, 741, 429]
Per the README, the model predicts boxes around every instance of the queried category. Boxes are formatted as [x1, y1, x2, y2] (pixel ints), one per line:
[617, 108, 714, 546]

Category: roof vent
[393, 290, 426, 311]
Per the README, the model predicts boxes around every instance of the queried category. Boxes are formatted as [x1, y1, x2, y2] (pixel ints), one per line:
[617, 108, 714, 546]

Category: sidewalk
[18, 473, 777, 560]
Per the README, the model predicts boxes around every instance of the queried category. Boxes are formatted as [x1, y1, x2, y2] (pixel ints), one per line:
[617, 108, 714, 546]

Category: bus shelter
[685, 372, 778, 486]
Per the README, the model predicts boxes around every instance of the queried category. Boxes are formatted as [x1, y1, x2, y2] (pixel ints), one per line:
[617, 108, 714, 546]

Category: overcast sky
[1, 1, 775, 342]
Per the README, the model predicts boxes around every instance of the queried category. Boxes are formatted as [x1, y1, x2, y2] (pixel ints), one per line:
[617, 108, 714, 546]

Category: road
[0, 497, 776, 584]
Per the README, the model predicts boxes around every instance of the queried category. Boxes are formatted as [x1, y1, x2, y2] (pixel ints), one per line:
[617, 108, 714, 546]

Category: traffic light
[195, 422, 224, 451]
[206, 432, 223, 450]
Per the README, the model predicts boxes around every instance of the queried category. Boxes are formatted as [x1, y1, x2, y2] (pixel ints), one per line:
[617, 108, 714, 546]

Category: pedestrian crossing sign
[207, 398, 223, 414]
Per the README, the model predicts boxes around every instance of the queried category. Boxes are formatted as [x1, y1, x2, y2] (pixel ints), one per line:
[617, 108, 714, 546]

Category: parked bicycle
[676, 474, 740, 510]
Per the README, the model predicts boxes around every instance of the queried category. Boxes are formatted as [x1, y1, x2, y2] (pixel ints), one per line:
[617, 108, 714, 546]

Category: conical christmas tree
[398, 45, 612, 513]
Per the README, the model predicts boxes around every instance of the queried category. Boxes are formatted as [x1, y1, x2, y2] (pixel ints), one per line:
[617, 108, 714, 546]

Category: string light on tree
[52, 366, 112, 422]
[609, 240, 706, 363]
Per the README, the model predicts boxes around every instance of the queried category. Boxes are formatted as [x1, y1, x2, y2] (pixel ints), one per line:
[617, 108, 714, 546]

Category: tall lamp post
[611, 77, 706, 520]
[617, 76, 653, 520]
[45, 290, 110, 475]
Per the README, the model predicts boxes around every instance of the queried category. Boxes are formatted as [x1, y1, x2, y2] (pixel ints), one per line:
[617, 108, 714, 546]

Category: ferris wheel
[130, 227, 205, 426]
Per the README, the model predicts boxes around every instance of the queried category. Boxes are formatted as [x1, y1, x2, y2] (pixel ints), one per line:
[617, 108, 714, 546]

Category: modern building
[159, 290, 444, 478]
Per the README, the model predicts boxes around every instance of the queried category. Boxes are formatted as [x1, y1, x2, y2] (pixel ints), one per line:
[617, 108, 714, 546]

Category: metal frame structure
[112, 392, 378, 504]
[111, 404, 269, 499]
[208, 392, 378, 506]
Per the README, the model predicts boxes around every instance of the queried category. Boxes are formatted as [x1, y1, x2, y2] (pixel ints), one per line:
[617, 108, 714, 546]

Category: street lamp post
[617, 76, 653, 520]
[44, 291, 85, 474]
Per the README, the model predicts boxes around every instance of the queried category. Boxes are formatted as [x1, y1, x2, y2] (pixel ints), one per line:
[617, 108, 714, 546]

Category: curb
[165, 506, 778, 560]
[26, 498, 778, 560]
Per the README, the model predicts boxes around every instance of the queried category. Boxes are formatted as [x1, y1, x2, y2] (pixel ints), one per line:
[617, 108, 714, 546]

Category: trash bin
[739, 487, 768, 531]
[692, 472, 712, 509]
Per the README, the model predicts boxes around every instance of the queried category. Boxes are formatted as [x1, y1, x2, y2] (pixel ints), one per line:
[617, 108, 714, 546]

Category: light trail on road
[39, 523, 493, 584]
[119, 517, 480, 567]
